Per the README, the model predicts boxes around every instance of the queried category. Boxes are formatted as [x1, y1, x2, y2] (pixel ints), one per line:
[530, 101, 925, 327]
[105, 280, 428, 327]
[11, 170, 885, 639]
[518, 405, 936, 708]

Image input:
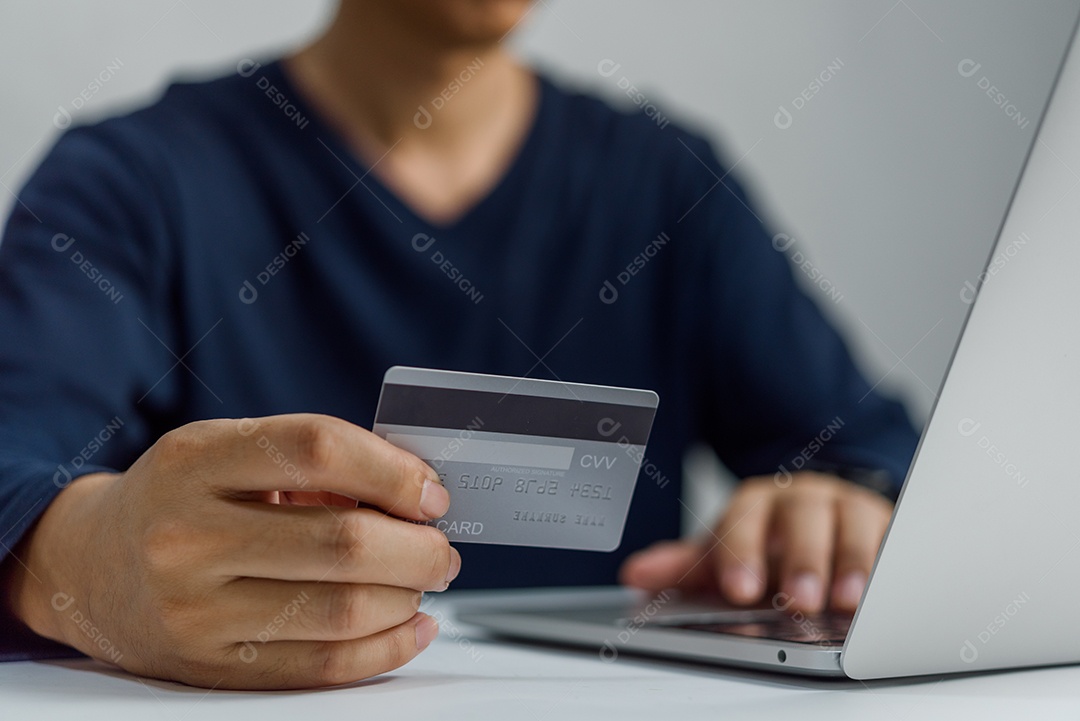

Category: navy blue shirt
[0, 60, 919, 659]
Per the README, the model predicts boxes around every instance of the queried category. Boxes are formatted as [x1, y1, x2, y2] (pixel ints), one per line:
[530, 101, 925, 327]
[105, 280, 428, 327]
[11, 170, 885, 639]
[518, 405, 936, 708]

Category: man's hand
[618, 472, 893, 613]
[2, 414, 460, 689]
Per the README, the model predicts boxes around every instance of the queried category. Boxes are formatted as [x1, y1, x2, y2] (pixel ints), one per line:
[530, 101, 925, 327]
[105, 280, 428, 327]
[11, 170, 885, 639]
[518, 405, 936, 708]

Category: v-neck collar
[267, 59, 551, 234]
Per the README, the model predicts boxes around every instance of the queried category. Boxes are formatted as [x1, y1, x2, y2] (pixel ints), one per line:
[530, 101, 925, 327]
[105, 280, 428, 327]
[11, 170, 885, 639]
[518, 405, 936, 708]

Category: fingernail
[722, 566, 762, 603]
[787, 572, 824, 610]
[414, 613, 439, 651]
[420, 478, 450, 519]
[445, 547, 461, 588]
[832, 571, 867, 609]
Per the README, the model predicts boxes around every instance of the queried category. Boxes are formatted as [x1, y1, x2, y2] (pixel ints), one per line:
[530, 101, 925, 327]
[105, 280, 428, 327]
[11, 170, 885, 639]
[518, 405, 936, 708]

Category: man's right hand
[2, 414, 460, 689]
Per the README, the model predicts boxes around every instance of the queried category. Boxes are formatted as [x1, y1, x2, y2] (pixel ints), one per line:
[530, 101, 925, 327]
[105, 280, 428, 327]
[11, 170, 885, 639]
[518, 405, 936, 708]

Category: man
[0, 0, 917, 689]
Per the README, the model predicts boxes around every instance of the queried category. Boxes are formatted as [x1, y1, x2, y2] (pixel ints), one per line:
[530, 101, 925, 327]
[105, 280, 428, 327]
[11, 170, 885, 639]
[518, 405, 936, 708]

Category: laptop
[458, 12, 1080, 680]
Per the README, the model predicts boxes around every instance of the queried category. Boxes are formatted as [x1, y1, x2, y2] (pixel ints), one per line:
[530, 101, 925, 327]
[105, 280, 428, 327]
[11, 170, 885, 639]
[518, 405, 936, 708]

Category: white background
[1, 0, 1076, 516]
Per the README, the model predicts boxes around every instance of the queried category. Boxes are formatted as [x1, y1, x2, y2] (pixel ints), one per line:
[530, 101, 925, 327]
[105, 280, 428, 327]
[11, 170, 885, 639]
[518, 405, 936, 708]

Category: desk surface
[3, 587, 1079, 720]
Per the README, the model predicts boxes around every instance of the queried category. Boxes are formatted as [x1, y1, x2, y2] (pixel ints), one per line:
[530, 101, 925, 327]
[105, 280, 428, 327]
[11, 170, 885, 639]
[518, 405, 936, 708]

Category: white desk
[3, 587, 1079, 720]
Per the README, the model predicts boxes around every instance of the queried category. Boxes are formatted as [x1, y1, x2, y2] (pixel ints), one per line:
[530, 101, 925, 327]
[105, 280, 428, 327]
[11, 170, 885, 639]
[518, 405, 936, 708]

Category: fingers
[220, 612, 439, 690]
[829, 487, 892, 611]
[713, 483, 774, 605]
[774, 485, 836, 613]
[710, 474, 890, 614]
[208, 503, 461, 591]
[620, 474, 893, 616]
[213, 579, 423, 642]
[153, 414, 448, 522]
[618, 540, 711, 592]
[620, 483, 776, 603]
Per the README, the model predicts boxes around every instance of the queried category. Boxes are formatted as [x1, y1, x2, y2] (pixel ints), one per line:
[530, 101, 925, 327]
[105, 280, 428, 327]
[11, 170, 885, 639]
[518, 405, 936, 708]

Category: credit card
[372, 366, 659, 551]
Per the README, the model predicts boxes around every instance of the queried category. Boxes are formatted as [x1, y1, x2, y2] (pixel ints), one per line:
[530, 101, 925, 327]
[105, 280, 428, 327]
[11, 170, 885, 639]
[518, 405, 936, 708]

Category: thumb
[618, 539, 713, 592]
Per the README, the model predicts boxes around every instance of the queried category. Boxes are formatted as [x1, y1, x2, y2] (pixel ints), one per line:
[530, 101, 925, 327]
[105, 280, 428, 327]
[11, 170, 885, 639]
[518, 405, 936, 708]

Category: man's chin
[402, 0, 535, 48]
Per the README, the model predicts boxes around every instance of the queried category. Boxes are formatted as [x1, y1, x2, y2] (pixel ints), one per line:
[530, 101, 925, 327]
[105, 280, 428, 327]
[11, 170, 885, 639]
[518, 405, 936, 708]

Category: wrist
[3, 472, 118, 650]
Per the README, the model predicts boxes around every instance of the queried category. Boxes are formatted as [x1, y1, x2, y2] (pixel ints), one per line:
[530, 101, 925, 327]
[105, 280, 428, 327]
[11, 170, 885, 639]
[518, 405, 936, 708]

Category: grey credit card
[372, 366, 659, 551]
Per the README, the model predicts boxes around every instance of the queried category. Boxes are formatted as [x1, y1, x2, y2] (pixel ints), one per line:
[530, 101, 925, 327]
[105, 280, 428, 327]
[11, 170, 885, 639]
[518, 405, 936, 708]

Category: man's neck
[282, 3, 538, 225]
[285, 5, 530, 154]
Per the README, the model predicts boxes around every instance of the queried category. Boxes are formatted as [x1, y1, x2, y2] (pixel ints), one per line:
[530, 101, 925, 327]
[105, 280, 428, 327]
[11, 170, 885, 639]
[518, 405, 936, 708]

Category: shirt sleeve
[0, 122, 179, 660]
[685, 138, 921, 498]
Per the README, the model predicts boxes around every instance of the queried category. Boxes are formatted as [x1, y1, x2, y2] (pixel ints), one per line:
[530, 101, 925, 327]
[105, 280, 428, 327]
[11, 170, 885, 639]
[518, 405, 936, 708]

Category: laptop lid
[842, 11, 1080, 679]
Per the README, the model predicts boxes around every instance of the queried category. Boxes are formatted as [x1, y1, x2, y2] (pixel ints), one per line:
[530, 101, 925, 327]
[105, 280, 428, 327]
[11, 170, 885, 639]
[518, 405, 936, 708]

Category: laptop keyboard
[673, 613, 851, 646]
